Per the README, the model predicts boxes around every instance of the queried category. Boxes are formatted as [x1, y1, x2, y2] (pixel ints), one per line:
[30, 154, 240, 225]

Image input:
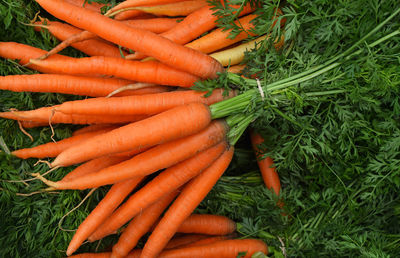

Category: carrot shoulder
[35, 0, 224, 79]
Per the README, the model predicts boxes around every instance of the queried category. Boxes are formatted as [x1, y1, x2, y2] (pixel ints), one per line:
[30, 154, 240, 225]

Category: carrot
[140, 147, 234, 258]
[29, 56, 200, 87]
[176, 214, 236, 235]
[122, 18, 179, 33]
[250, 131, 281, 196]
[211, 34, 285, 66]
[184, 14, 258, 54]
[55, 89, 235, 116]
[157, 239, 268, 258]
[64, 0, 108, 13]
[12, 126, 117, 159]
[226, 64, 246, 73]
[33, 20, 125, 58]
[164, 234, 210, 250]
[36, 120, 227, 189]
[72, 124, 120, 137]
[66, 177, 144, 256]
[49, 103, 213, 168]
[19, 120, 49, 128]
[0, 108, 149, 125]
[89, 142, 227, 241]
[106, 0, 185, 16]
[181, 234, 235, 248]
[110, 191, 180, 258]
[0, 42, 73, 73]
[35, 0, 224, 79]
[110, 0, 208, 18]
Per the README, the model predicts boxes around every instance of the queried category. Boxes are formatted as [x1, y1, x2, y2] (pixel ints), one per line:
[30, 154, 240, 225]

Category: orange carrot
[0, 107, 148, 125]
[89, 142, 227, 241]
[111, 0, 207, 18]
[55, 89, 235, 116]
[72, 124, 120, 137]
[181, 234, 235, 248]
[37, 120, 227, 189]
[176, 214, 236, 235]
[141, 147, 234, 258]
[110, 191, 180, 258]
[12, 126, 117, 159]
[250, 131, 281, 196]
[106, 0, 185, 15]
[33, 20, 125, 58]
[185, 14, 258, 54]
[19, 120, 49, 128]
[49, 103, 212, 168]
[66, 177, 144, 256]
[158, 239, 268, 258]
[35, 0, 224, 79]
[164, 234, 210, 250]
[29, 56, 200, 87]
[122, 18, 179, 33]
[64, 0, 108, 13]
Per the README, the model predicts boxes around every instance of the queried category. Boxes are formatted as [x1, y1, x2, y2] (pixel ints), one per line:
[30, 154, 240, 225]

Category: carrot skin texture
[30, 57, 199, 87]
[64, 0, 107, 13]
[72, 124, 119, 137]
[89, 142, 227, 240]
[108, 0, 185, 14]
[176, 214, 236, 235]
[66, 177, 144, 256]
[12, 126, 117, 159]
[48, 120, 227, 189]
[35, 0, 224, 79]
[122, 18, 178, 33]
[141, 147, 234, 258]
[123, 0, 207, 17]
[181, 234, 235, 248]
[250, 131, 281, 196]
[164, 234, 210, 250]
[110, 191, 180, 258]
[56, 89, 235, 115]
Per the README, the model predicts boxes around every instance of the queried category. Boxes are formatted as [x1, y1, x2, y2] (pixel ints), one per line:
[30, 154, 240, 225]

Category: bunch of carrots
[0, 0, 286, 257]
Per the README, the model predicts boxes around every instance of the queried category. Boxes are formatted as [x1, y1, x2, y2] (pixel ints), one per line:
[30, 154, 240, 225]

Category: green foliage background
[1, 0, 400, 257]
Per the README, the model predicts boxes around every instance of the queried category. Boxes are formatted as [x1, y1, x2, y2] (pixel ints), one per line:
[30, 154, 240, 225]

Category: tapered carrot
[176, 214, 236, 235]
[12, 126, 117, 159]
[72, 124, 118, 137]
[181, 234, 235, 248]
[185, 14, 258, 54]
[33, 20, 125, 58]
[106, 0, 185, 16]
[19, 120, 49, 128]
[64, 0, 108, 13]
[110, 0, 207, 18]
[89, 142, 227, 241]
[36, 120, 227, 189]
[35, 0, 224, 79]
[49, 103, 212, 168]
[66, 177, 144, 256]
[250, 131, 281, 196]
[0, 42, 73, 73]
[141, 147, 234, 258]
[0, 108, 149, 125]
[110, 191, 180, 258]
[122, 18, 179, 33]
[55, 89, 235, 116]
[157, 239, 268, 258]
[29, 56, 199, 87]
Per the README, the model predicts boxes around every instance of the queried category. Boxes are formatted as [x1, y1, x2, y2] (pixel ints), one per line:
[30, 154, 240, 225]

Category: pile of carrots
[0, 0, 285, 257]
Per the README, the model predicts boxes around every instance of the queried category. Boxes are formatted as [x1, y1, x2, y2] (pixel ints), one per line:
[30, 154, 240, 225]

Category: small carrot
[110, 190, 180, 258]
[250, 131, 281, 196]
[55, 89, 235, 115]
[35, 120, 227, 189]
[140, 147, 234, 258]
[49, 103, 213, 168]
[35, 0, 224, 79]
[66, 177, 144, 256]
[33, 20, 125, 58]
[29, 56, 200, 87]
[12, 126, 117, 159]
[176, 214, 236, 235]
[88, 142, 227, 241]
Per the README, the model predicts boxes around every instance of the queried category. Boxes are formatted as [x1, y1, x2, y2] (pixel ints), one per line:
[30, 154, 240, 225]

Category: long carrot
[12, 126, 117, 159]
[110, 191, 180, 258]
[176, 214, 236, 235]
[35, 0, 224, 79]
[49, 103, 212, 167]
[72, 124, 118, 137]
[88, 142, 227, 241]
[250, 131, 281, 196]
[55, 89, 235, 115]
[180, 234, 235, 248]
[33, 20, 125, 58]
[164, 234, 210, 250]
[35, 120, 227, 189]
[0, 107, 149, 125]
[122, 18, 179, 33]
[29, 56, 200, 87]
[140, 147, 234, 258]
[66, 177, 144, 256]
[106, 0, 185, 16]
